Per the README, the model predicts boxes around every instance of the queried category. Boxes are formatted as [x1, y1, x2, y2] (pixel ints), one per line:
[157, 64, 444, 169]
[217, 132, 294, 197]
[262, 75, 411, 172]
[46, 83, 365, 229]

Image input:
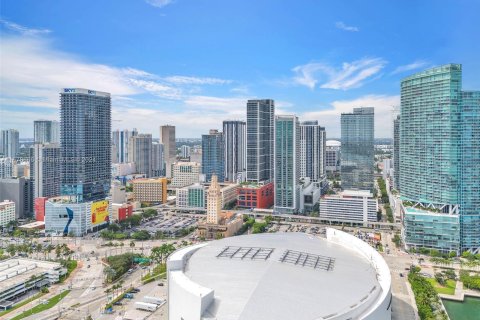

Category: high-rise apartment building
[128, 134, 152, 178]
[1, 129, 20, 158]
[34, 120, 60, 144]
[299, 121, 326, 182]
[30, 143, 61, 198]
[274, 115, 300, 214]
[223, 120, 246, 183]
[202, 129, 224, 182]
[160, 125, 176, 177]
[112, 129, 138, 163]
[60, 88, 111, 203]
[246, 99, 274, 183]
[460, 91, 480, 252]
[0, 177, 33, 218]
[180, 145, 191, 158]
[325, 140, 341, 172]
[393, 115, 400, 190]
[401, 64, 480, 253]
[151, 142, 165, 177]
[340, 107, 374, 191]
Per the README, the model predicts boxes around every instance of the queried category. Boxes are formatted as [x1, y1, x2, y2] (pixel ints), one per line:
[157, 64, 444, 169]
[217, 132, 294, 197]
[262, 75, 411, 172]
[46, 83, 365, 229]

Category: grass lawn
[0, 292, 46, 317]
[427, 278, 456, 295]
[10, 290, 70, 320]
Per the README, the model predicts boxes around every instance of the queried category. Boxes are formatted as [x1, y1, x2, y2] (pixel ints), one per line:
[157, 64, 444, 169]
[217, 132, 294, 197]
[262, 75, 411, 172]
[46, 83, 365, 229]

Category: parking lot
[131, 212, 200, 237]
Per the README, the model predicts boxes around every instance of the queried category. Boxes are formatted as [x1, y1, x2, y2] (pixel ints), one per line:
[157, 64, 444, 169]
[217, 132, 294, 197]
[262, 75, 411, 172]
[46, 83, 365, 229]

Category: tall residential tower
[223, 120, 246, 182]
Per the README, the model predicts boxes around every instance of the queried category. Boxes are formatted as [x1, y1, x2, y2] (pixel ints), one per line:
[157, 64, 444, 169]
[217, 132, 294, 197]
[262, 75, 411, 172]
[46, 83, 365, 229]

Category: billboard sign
[91, 200, 109, 226]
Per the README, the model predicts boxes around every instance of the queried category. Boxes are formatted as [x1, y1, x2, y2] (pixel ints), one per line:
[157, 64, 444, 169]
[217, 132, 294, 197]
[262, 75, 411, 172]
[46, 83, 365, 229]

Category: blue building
[340, 107, 374, 191]
[202, 129, 224, 182]
[400, 65, 480, 253]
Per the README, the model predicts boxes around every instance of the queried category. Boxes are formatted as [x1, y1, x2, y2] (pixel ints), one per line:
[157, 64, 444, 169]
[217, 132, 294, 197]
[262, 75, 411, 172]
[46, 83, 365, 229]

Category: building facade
[0, 200, 15, 227]
[0, 177, 33, 219]
[223, 120, 246, 183]
[299, 121, 326, 182]
[325, 140, 341, 172]
[237, 182, 274, 209]
[30, 143, 61, 199]
[340, 107, 374, 191]
[202, 129, 224, 182]
[246, 99, 275, 183]
[128, 134, 152, 178]
[34, 120, 60, 144]
[393, 115, 400, 190]
[0, 129, 19, 158]
[131, 178, 167, 204]
[180, 145, 191, 158]
[319, 190, 378, 226]
[60, 88, 111, 203]
[112, 129, 138, 163]
[274, 115, 300, 214]
[171, 162, 201, 188]
[400, 64, 480, 253]
[160, 125, 176, 177]
[151, 142, 165, 177]
[0, 158, 13, 179]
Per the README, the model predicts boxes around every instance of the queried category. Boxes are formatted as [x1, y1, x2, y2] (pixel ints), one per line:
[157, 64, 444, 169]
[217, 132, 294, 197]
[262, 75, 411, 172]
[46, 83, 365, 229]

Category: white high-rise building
[180, 145, 191, 158]
[151, 142, 165, 177]
[129, 134, 152, 177]
[299, 121, 326, 182]
[34, 120, 60, 144]
[112, 129, 138, 163]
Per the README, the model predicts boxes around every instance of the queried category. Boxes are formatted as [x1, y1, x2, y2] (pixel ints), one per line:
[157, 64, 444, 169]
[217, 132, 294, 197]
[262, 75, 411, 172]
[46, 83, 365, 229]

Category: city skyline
[1, 1, 479, 139]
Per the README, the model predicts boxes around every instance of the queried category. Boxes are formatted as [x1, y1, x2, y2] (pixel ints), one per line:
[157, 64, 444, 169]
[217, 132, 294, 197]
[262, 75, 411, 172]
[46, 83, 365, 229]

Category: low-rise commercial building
[111, 203, 133, 222]
[45, 196, 111, 236]
[402, 206, 460, 254]
[176, 184, 206, 211]
[319, 190, 377, 226]
[237, 182, 274, 209]
[171, 162, 201, 188]
[0, 258, 66, 309]
[131, 178, 167, 204]
[0, 200, 15, 227]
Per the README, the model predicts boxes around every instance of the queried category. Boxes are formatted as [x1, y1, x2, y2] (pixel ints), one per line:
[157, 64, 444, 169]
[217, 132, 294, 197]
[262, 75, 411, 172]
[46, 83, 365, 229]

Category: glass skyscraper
[202, 129, 224, 182]
[393, 115, 400, 191]
[60, 88, 111, 203]
[299, 121, 326, 182]
[400, 64, 480, 253]
[274, 115, 300, 214]
[223, 120, 246, 182]
[34, 120, 60, 144]
[340, 107, 374, 191]
[246, 99, 274, 183]
[460, 91, 480, 252]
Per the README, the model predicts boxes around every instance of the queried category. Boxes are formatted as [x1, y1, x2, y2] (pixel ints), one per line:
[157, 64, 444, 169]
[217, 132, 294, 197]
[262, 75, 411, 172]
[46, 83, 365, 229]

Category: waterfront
[442, 296, 480, 320]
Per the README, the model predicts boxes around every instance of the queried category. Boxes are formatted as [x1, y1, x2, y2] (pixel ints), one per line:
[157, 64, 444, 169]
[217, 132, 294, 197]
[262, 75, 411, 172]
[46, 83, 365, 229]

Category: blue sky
[1, 0, 479, 138]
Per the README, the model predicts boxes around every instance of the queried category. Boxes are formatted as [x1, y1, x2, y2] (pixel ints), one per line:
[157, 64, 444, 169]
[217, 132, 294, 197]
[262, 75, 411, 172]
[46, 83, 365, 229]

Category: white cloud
[335, 21, 359, 32]
[301, 94, 399, 138]
[391, 60, 429, 75]
[163, 76, 232, 85]
[0, 19, 51, 36]
[145, 0, 174, 8]
[292, 58, 387, 90]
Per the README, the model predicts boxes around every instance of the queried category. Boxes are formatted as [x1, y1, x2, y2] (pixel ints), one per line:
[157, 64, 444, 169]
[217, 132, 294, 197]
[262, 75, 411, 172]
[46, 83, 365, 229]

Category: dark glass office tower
[246, 99, 275, 183]
[223, 120, 246, 182]
[60, 88, 111, 203]
[340, 107, 374, 191]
